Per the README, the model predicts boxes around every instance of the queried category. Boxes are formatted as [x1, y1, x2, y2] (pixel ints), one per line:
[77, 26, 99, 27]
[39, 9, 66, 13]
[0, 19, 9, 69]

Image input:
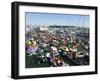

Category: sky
[25, 12, 89, 28]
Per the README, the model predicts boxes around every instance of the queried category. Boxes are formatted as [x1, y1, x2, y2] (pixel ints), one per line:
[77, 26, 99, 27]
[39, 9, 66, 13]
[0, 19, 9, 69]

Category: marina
[25, 25, 89, 68]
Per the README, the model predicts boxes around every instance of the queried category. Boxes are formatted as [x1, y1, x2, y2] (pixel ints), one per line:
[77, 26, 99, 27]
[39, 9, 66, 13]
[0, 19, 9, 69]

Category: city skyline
[25, 12, 90, 28]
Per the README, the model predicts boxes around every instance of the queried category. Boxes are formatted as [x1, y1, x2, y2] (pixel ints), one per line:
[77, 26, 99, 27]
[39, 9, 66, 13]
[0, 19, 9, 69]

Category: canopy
[69, 48, 77, 52]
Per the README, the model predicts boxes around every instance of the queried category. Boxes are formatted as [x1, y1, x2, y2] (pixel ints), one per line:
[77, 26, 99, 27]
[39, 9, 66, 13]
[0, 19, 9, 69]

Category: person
[72, 52, 78, 60]
[26, 43, 38, 56]
[57, 59, 63, 66]
[46, 53, 53, 66]
[52, 56, 64, 67]
[26, 45, 34, 56]
[58, 50, 64, 56]
[50, 46, 58, 58]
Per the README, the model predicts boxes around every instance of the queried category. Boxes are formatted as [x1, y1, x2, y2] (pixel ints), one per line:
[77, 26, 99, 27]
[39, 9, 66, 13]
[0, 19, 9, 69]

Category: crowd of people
[25, 28, 89, 67]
